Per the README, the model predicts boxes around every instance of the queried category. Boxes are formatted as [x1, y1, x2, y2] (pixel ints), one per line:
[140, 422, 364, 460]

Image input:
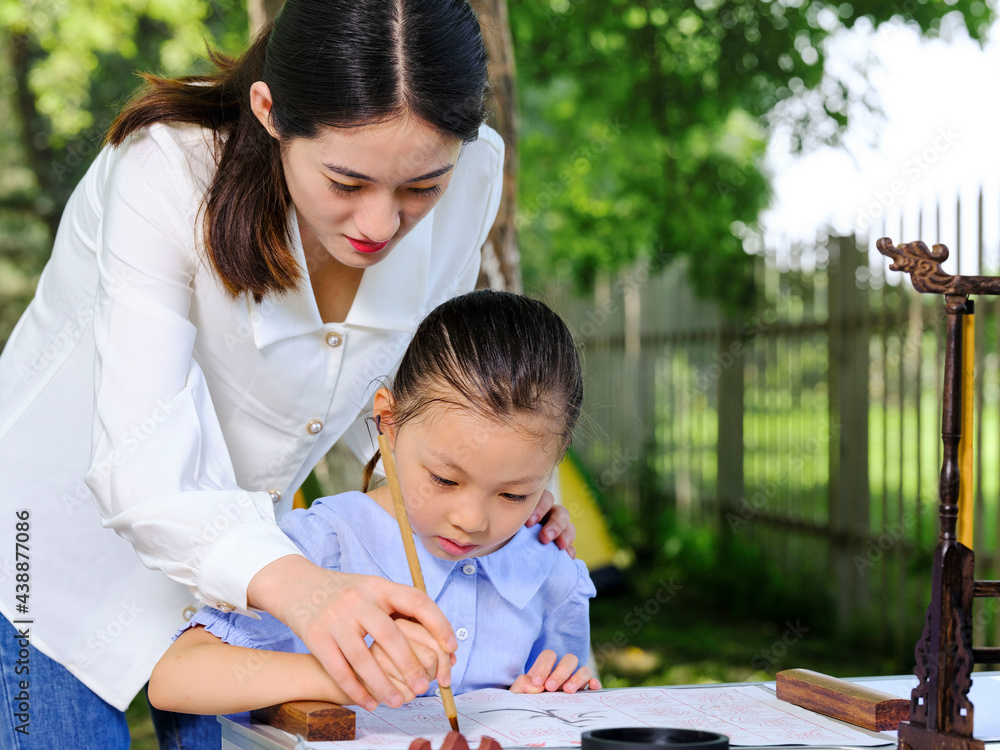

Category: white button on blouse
[462, 563, 476, 575]
[456, 628, 470, 641]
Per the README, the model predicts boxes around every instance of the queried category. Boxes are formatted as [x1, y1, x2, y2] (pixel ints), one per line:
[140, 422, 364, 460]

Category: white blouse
[0, 121, 503, 710]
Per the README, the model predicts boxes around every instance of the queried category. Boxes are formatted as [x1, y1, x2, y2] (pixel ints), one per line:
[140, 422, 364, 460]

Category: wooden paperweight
[776, 668, 910, 731]
[250, 700, 356, 741]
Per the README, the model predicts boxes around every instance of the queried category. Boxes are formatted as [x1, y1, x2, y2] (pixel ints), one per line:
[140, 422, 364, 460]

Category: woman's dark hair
[362, 290, 584, 491]
[105, 0, 490, 302]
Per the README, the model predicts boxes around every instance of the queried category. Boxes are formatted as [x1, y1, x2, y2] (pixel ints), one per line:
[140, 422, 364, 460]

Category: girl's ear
[372, 387, 398, 449]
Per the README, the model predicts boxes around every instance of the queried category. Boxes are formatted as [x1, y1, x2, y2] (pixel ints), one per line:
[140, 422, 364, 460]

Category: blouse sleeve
[527, 560, 597, 670]
[174, 503, 343, 648]
[86, 126, 302, 617]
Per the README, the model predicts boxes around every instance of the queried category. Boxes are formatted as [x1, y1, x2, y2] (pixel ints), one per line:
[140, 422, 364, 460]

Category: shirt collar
[322, 493, 459, 599]
[344, 210, 433, 334]
[249, 206, 433, 349]
[473, 525, 558, 609]
[321, 493, 558, 609]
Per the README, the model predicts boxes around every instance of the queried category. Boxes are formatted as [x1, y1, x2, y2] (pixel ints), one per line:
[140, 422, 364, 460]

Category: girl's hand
[248, 555, 457, 711]
[510, 650, 601, 694]
[526, 490, 578, 558]
[366, 618, 457, 704]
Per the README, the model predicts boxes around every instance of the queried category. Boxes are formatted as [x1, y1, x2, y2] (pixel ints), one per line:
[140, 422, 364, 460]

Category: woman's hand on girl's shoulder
[526, 490, 577, 558]
[248, 555, 456, 711]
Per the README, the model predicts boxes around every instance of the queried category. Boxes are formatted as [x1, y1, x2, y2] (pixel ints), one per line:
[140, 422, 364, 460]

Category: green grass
[590, 544, 915, 690]
[127, 693, 157, 750]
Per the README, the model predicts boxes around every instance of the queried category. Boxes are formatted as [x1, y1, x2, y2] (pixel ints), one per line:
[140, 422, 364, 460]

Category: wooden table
[218, 673, 1000, 750]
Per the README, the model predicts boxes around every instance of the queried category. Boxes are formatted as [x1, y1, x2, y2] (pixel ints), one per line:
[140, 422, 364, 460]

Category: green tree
[511, 1, 994, 311]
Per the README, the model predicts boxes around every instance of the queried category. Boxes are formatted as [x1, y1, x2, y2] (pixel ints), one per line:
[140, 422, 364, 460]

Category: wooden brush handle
[377, 432, 459, 730]
[378, 433, 426, 591]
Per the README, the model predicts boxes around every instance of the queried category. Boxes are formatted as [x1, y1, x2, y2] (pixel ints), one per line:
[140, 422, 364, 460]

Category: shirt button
[435, 688, 442, 697]
[325, 332, 343, 348]
[307, 419, 323, 435]
[216, 602, 235, 613]
[182, 606, 197, 621]
[268, 489, 282, 504]
[456, 627, 470, 641]
[462, 564, 476, 575]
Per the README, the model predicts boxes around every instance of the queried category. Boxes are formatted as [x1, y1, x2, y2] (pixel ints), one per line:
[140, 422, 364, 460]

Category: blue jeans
[0, 615, 219, 749]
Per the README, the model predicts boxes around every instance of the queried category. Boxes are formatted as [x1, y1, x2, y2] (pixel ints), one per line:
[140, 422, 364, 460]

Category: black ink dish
[581, 728, 730, 750]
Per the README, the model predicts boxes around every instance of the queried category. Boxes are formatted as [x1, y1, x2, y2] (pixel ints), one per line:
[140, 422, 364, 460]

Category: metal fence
[541, 196, 1000, 652]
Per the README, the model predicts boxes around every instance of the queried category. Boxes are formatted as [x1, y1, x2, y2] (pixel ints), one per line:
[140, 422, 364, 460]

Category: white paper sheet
[302, 686, 894, 749]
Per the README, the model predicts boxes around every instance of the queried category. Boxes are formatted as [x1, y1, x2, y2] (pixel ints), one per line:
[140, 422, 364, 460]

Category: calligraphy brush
[376, 417, 460, 732]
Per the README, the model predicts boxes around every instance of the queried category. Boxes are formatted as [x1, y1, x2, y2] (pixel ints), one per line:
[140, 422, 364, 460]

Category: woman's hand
[248, 555, 457, 711]
[510, 650, 601, 694]
[526, 490, 577, 558]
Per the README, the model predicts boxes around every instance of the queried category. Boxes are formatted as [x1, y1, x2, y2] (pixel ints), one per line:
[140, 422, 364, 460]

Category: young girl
[148, 290, 600, 715]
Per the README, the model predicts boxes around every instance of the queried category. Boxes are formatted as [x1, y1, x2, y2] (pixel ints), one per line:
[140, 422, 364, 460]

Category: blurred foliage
[0, 0, 996, 335]
[0, 0, 247, 344]
[0, 0, 247, 138]
[591, 526, 917, 688]
[511, 0, 995, 312]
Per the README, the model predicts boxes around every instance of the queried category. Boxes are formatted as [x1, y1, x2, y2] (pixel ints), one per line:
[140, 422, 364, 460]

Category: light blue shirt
[177, 491, 595, 696]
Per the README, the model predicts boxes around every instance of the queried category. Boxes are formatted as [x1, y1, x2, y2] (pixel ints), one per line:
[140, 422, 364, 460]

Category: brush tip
[449, 716, 460, 732]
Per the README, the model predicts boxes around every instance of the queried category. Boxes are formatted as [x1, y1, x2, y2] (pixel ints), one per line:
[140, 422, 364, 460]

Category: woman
[0, 1, 574, 747]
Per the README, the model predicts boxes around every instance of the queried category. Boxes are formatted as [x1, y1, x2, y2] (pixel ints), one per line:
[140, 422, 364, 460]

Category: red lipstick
[347, 236, 389, 254]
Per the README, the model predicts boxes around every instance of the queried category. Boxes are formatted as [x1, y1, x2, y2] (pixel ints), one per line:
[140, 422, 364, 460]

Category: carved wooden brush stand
[877, 237, 1000, 750]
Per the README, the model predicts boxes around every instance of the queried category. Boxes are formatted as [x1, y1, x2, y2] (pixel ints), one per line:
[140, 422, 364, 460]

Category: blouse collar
[316, 493, 559, 610]
[249, 205, 433, 349]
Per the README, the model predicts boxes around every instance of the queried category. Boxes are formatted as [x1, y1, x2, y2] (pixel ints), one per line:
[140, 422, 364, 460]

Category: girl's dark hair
[363, 290, 584, 491]
[105, 0, 490, 302]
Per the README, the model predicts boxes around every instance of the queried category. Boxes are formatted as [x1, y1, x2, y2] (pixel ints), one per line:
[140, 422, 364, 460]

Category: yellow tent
[557, 451, 620, 573]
